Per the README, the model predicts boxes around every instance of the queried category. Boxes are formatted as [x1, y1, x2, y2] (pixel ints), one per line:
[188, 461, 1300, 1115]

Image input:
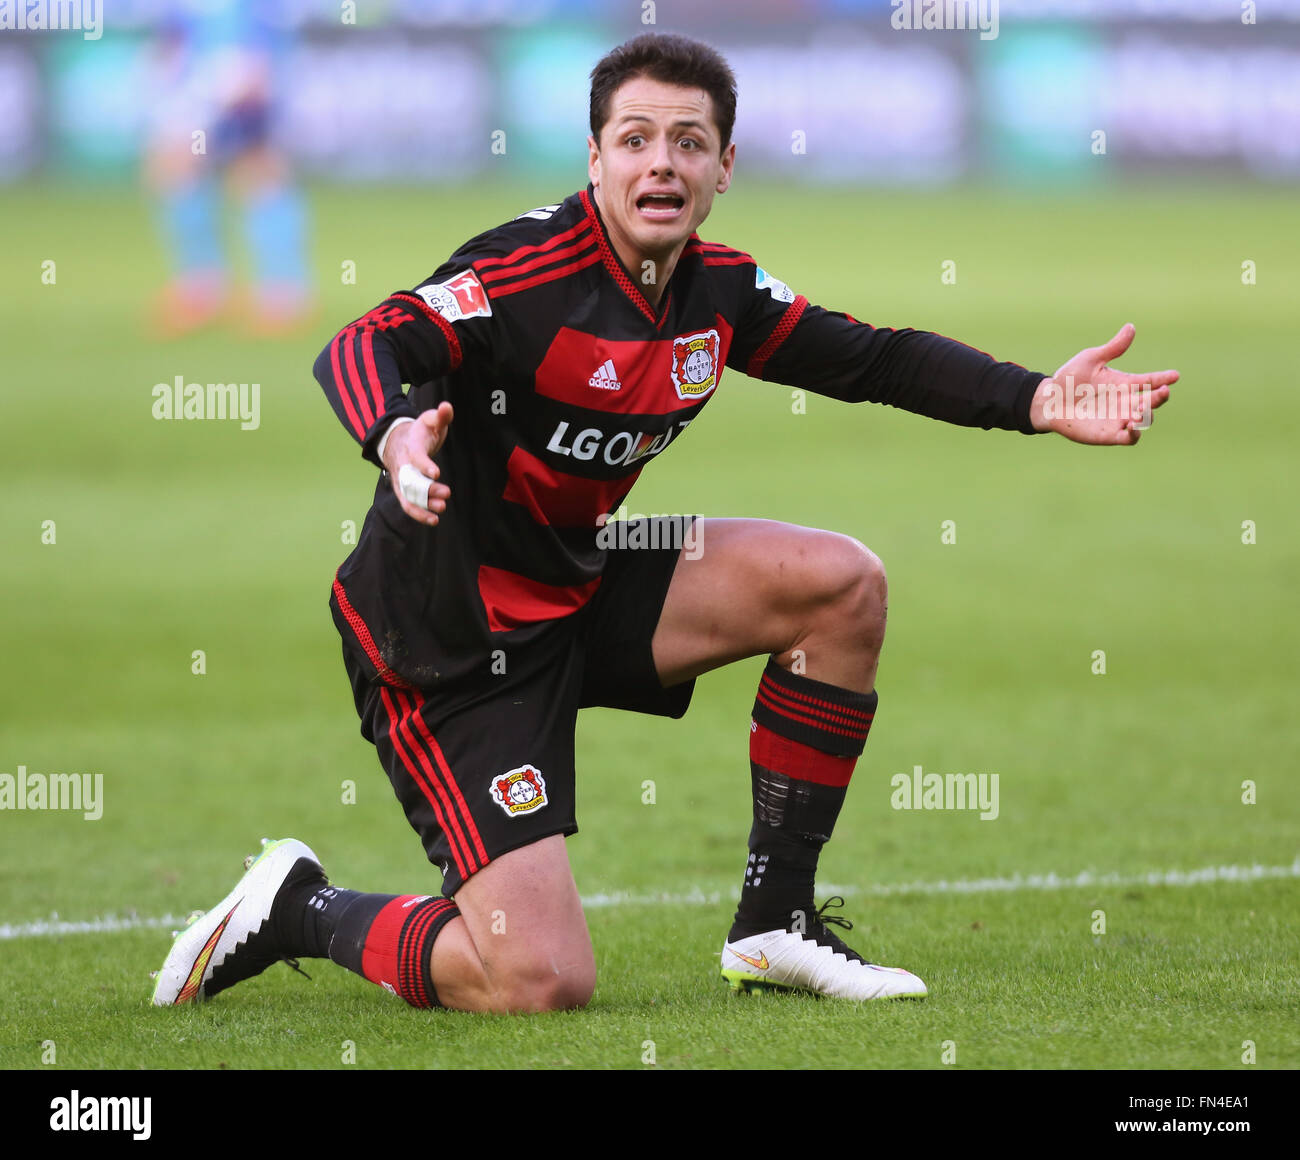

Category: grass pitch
[0, 179, 1297, 1072]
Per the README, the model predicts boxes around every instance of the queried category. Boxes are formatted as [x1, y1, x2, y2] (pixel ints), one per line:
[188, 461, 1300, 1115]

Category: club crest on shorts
[491, 764, 548, 816]
[670, 329, 721, 401]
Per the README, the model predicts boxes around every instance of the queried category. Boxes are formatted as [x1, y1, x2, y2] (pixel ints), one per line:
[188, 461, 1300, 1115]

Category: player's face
[589, 76, 735, 274]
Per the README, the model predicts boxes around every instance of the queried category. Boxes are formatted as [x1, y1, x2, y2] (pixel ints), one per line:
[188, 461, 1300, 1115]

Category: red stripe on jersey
[758, 676, 874, 736]
[360, 329, 384, 418]
[477, 565, 602, 633]
[382, 688, 477, 882]
[475, 218, 592, 270]
[684, 238, 753, 263]
[407, 696, 490, 865]
[750, 720, 858, 788]
[533, 317, 734, 415]
[333, 574, 415, 689]
[488, 249, 603, 298]
[502, 445, 640, 529]
[479, 234, 597, 286]
[580, 188, 657, 325]
[333, 306, 415, 433]
[388, 292, 465, 371]
[701, 255, 753, 267]
[342, 329, 376, 429]
[329, 335, 367, 441]
[747, 295, 809, 379]
[754, 684, 865, 742]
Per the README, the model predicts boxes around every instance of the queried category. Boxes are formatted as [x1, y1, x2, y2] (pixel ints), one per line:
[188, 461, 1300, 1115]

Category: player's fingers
[396, 463, 436, 512]
[1146, 383, 1171, 413]
[1115, 418, 1143, 445]
[1119, 368, 1178, 389]
[1095, 322, 1136, 362]
[392, 460, 451, 522]
[410, 453, 441, 480]
[420, 401, 453, 424]
[394, 490, 440, 527]
[420, 401, 454, 433]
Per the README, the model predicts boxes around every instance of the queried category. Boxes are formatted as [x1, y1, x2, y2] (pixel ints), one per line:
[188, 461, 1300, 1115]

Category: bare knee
[489, 958, 596, 1014]
[835, 537, 887, 643]
[775, 532, 886, 652]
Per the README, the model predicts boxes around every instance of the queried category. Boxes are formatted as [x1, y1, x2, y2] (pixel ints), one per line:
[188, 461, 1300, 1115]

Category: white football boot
[151, 838, 325, 1006]
[721, 896, 927, 1001]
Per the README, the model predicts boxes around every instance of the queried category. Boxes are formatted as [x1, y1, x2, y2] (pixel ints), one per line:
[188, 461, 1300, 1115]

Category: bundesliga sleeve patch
[415, 269, 492, 323]
[490, 764, 548, 816]
[755, 265, 796, 304]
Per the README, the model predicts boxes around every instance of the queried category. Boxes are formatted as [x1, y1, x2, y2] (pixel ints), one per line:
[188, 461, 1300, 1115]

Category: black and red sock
[731, 659, 876, 939]
[275, 878, 459, 1009]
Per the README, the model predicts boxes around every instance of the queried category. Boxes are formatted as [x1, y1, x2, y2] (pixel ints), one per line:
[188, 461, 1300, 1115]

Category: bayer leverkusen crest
[670, 329, 721, 401]
[490, 764, 548, 817]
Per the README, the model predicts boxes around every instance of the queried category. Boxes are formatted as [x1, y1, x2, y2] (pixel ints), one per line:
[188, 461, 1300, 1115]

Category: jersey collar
[581, 185, 675, 330]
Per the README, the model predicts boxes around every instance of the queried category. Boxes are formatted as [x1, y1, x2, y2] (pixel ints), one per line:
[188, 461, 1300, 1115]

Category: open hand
[1030, 324, 1178, 445]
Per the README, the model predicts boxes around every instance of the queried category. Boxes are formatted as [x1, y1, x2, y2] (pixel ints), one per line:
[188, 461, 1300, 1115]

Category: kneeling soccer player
[153, 32, 1175, 1013]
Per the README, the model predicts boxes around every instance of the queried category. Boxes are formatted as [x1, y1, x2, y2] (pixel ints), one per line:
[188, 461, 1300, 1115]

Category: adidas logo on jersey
[587, 359, 622, 391]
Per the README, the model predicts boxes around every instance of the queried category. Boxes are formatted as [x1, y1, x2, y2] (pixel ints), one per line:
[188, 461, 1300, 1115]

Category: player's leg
[652, 517, 884, 691]
[287, 650, 597, 1013]
[152, 833, 594, 1013]
[228, 143, 314, 334]
[651, 517, 925, 999]
[429, 835, 595, 1012]
[154, 632, 597, 1012]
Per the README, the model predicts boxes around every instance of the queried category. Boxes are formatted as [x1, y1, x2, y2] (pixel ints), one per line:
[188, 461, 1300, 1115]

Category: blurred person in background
[142, 0, 312, 336]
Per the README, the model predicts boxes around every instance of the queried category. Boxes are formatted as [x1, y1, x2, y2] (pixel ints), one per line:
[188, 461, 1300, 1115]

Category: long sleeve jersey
[316, 185, 1046, 691]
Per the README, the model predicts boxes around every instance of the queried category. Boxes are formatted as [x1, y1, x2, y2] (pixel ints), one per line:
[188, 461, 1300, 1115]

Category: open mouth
[636, 192, 685, 218]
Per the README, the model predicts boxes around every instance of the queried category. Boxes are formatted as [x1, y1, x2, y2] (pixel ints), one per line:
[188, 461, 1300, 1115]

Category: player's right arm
[313, 262, 496, 525]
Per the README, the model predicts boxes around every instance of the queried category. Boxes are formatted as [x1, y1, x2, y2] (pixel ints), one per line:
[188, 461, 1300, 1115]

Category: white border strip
[3, 858, 1295, 941]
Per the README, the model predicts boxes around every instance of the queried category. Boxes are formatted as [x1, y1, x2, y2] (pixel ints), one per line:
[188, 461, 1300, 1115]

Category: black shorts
[341, 517, 696, 896]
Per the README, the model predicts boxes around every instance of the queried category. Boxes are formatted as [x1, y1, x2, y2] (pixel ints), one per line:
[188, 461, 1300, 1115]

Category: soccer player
[153, 33, 1176, 1012]
[143, 1, 313, 335]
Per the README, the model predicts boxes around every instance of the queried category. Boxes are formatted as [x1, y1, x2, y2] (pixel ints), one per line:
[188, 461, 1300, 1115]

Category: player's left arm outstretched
[726, 265, 1178, 444]
[1030, 323, 1178, 445]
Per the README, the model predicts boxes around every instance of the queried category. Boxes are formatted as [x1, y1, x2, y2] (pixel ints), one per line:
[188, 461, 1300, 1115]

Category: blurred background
[5, 1, 1300, 187]
[2, 0, 1298, 1070]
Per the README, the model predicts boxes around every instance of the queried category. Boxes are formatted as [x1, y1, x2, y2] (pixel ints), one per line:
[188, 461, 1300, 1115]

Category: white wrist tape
[397, 463, 434, 509]
[377, 416, 417, 465]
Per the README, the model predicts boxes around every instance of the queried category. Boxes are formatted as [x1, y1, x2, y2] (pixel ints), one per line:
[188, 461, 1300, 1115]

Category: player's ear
[587, 135, 601, 187]
[716, 142, 736, 195]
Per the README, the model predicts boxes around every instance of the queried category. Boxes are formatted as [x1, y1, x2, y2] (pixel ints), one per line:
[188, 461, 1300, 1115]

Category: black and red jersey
[316, 185, 1046, 691]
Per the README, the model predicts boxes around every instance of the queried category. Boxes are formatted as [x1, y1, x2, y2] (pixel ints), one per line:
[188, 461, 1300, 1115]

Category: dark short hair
[590, 33, 738, 151]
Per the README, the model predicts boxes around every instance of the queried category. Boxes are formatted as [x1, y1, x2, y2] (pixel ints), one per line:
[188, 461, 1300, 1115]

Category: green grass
[0, 180, 1297, 1070]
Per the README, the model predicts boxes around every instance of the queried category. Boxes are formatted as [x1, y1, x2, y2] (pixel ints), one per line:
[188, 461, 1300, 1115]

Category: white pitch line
[582, 857, 1300, 908]
[3, 858, 1295, 941]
